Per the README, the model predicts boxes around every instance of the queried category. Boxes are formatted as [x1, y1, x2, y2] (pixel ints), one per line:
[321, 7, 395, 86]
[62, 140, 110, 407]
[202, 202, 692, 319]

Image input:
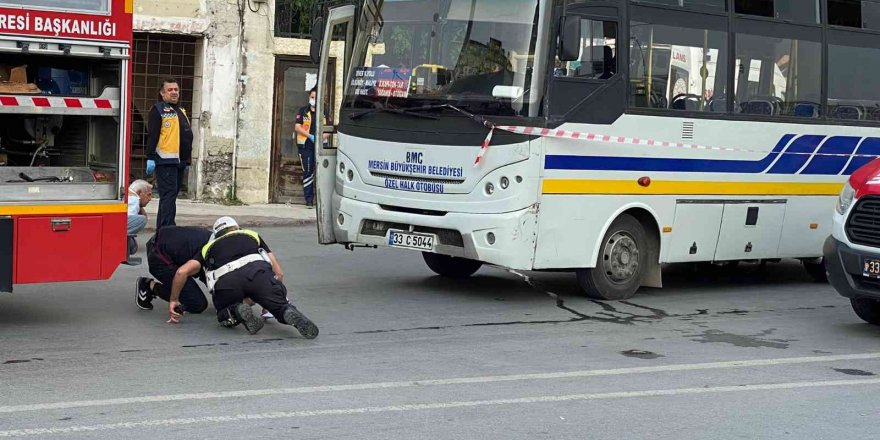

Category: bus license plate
[865, 258, 880, 278]
[388, 230, 435, 251]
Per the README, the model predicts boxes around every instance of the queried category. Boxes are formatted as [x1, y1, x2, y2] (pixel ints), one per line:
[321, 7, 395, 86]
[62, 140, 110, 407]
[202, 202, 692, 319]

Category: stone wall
[134, 0, 342, 204]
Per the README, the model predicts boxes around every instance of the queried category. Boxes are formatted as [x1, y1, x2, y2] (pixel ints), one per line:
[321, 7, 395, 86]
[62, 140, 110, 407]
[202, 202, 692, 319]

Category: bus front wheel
[576, 214, 647, 301]
[851, 298, 880, 326]
[422, 253, 483, 279]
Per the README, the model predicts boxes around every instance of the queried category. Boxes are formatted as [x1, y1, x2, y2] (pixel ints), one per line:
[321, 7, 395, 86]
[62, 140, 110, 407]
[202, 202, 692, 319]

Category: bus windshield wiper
[350, 103, 440, 120]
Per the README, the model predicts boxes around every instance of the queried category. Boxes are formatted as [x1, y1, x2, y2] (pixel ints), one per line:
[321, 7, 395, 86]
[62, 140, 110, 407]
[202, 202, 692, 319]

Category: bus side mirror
[310, 16, 325, 64]
[558, 16, 581, 62]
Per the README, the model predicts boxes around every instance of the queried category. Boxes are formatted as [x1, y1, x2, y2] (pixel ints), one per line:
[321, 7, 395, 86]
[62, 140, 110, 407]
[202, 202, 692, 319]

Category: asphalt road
[1, 226, 879, 439]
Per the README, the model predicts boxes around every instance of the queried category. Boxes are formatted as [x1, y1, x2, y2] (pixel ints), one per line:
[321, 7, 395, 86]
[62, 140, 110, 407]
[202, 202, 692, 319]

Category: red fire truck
[0, 0, 133, 292]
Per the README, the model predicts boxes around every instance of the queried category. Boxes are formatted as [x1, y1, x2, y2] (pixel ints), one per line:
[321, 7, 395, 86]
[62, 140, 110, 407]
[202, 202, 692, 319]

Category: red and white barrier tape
[0, 95, 116, 109]
[473, 124, 880, 166]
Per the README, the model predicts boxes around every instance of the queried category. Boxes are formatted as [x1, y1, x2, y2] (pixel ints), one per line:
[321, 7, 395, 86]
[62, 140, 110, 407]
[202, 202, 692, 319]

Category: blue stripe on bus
[843, 137, 880, 175]
[766, 135, 826, 174]
[544, 134, 794, 174]
[801, 136, 861, 175]
[545, 134, 880, 176]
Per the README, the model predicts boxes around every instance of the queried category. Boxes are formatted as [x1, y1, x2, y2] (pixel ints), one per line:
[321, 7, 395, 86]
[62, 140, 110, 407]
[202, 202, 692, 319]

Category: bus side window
[554, 20, 617, 80]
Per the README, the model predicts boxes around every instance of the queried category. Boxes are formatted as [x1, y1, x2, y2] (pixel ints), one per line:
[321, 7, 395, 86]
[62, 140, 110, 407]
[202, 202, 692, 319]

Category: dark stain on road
[689, 329, 791, 349]
[621, 349, 664, 359]
[833, 368, 875, 376]
[3, 358, 44, 364]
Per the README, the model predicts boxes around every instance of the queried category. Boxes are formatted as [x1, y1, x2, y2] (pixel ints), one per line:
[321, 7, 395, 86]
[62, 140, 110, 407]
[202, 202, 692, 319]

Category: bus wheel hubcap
[604, 232, 639, 283]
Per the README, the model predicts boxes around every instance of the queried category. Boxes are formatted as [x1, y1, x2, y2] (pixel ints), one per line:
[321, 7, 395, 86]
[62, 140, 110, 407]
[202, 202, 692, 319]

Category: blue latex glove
[145, 160, 156, 176]
[308, 134, 316, 143]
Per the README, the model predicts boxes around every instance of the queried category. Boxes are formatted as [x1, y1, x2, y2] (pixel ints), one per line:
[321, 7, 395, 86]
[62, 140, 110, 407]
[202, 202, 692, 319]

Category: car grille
[846, 197, 880, 247]
[360, 220, 465, 247]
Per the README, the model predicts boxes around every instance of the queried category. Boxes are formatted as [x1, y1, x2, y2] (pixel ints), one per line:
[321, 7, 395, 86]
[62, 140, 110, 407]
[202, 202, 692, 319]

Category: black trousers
[146, 236, 208, 313]
[213, 261, 292, 323]
[297, 142, 315, 204]
[156, 164, 184, 229]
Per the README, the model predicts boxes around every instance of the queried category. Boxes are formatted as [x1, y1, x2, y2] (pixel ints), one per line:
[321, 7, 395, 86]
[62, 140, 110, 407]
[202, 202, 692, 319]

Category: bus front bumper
[333, 195, 538, 270]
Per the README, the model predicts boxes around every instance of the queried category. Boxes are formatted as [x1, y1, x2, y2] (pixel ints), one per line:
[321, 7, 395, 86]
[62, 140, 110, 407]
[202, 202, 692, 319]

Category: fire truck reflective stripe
[0, 96, 118, 109]
[0, 204, 127, 216]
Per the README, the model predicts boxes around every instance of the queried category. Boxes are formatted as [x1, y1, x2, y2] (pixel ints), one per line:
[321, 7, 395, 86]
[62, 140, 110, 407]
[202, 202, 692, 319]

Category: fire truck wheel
[422, 253, 483, 279]
[577, 214, 648, 301]
[576, 214, 646, 301]
[802, 259, 828, 283]
[851, 298, 880, 326]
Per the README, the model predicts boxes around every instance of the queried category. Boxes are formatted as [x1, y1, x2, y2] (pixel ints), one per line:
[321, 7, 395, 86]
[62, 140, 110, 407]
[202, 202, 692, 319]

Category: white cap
[212, 216, 238, 235]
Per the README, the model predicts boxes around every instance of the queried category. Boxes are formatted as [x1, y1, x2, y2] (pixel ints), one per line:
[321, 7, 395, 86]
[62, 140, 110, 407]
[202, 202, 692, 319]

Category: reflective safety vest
[201, 229, 269, 292]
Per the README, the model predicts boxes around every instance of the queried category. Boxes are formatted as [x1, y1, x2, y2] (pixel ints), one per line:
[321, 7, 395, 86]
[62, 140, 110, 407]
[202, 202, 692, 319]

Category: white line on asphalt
[2, 377, 880, 437]
[1, 352, 879, 415]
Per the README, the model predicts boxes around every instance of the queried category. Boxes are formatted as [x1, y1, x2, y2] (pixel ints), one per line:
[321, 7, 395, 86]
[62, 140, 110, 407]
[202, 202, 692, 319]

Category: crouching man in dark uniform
[168, 216, 319, 338]
[136, 226, 212, 313]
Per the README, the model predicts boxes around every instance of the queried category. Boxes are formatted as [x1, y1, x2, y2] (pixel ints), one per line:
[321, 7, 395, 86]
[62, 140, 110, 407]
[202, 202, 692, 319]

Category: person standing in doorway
[293, 88, 330, 208]
[145, 78, 193, 228]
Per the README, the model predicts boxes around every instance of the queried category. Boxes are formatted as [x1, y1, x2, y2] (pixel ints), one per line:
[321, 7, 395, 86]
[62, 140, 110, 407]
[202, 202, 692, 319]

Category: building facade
[132, 0, 340, 204]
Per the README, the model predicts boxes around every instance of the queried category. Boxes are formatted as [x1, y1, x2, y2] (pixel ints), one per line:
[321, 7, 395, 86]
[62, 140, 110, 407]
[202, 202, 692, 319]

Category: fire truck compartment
[0, 114, 119, 201]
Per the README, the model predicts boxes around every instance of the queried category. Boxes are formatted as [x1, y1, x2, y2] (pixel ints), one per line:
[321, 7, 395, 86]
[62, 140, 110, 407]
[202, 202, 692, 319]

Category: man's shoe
[135, 277, 154, 311]
[233, 303, 264, 335]
[283, 305, 319, 339]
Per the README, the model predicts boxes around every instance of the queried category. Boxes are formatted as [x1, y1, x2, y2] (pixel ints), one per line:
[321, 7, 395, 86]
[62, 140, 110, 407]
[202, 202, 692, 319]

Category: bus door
[312, 4, 355, 244]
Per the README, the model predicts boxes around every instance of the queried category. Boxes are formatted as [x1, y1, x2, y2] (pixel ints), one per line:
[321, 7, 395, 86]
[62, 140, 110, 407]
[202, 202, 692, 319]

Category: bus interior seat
[707, 98, 726, 112]
[792, 102, 819, 118]
[741, 99, 776, 115]
[832, 105, 863, 120]
[670, 94, 701, 111]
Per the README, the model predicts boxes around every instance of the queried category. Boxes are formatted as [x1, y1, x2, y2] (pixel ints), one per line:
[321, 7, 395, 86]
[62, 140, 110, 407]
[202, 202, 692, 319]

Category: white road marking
[1, 352, 879, 414]
[2, 377, 880, 437]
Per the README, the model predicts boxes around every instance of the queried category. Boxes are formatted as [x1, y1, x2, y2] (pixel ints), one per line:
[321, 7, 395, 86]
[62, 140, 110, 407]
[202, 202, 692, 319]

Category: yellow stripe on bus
[542, 179, 845, 196]
[125, 0, 134, 13]
[0, 203, 127, 216]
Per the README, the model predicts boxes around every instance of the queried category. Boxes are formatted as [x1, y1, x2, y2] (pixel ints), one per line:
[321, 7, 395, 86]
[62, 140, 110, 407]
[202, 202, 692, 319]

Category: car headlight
[836, 180, 856, 215]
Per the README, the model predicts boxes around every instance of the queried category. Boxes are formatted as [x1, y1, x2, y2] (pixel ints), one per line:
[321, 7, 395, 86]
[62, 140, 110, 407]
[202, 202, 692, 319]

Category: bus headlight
[500, 176, 509, 189]
[837, 180, 855, 215]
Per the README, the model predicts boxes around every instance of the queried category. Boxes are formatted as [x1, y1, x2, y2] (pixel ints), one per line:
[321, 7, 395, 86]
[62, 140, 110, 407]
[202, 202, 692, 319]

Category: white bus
[309, 0, 880, 300]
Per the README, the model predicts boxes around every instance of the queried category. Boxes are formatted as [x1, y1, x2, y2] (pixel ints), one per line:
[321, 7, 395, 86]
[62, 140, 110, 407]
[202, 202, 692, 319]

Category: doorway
[270, 57, 334, 204]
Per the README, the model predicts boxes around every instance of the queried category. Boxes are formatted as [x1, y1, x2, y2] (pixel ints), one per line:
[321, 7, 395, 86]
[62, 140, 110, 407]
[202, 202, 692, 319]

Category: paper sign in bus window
[351, 67, 411, 99]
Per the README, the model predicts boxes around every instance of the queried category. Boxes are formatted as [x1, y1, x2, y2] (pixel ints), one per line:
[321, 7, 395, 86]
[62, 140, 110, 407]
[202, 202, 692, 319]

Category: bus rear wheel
[576, 214, 647, 301]
[851, 298, 880, 326]
[422, 253, 483, 279]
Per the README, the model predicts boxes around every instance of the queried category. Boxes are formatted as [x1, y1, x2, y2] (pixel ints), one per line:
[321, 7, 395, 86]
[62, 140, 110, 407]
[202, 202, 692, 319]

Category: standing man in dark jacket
[145, 78, 193, 228]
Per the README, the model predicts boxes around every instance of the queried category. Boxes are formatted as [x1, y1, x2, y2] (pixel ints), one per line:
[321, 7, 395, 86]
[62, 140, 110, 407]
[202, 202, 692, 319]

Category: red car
[825, 158, 880, 325]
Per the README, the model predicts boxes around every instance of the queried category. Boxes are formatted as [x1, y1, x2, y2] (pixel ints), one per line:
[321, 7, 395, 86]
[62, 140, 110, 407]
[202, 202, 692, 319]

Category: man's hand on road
[168, 301, 182, 324]
[146, 160, 156, 176]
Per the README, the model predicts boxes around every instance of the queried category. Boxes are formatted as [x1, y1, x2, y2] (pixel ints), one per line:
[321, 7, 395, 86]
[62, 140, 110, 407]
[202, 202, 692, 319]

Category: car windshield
[345, 0, 542, 117]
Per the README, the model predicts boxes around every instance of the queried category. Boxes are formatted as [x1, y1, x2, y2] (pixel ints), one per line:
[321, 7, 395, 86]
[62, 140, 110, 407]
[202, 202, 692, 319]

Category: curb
[143, 216, 317, 231]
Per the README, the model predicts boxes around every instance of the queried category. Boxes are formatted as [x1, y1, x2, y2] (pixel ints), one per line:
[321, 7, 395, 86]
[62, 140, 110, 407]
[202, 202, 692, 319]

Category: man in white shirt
[128, 179, 153, 254]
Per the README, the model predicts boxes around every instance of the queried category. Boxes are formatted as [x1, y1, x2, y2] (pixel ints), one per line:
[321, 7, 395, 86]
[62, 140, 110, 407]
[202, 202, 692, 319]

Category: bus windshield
[345, 0, 540, 117]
